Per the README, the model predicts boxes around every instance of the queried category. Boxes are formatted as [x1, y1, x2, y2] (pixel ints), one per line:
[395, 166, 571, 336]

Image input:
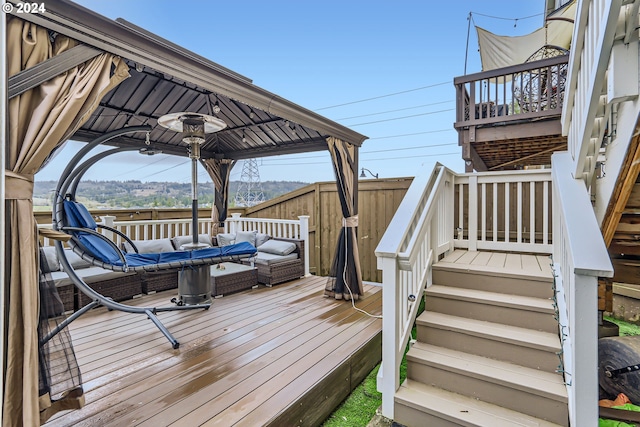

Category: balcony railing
[454, 55, 569, 131]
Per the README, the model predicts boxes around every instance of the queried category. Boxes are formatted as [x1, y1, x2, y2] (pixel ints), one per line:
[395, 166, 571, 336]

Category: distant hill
[33, 180, 309, 209]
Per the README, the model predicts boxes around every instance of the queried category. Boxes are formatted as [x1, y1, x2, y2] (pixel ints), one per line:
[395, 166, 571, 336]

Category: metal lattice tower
[234, 158, 265, 207]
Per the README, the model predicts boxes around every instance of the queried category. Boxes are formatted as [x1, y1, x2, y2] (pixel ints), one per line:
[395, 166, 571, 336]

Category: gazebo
[2, 1, 367, 424]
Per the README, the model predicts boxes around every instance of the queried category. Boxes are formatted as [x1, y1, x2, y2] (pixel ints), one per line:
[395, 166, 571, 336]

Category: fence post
[100, 215, 116, 242]
[298, 215, 310, 276]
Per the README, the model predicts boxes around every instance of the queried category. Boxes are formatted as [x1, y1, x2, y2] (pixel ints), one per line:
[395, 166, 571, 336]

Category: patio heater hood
[158, 112, 227, 248]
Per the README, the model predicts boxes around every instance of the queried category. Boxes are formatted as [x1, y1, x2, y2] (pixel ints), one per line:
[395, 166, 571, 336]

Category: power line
[111, 155, 174, 179]
[366, 142, 457, 153]
[259, 141, 458, 163]
[315, 81, 450, 111]
[139, 160, 190, 180]
[370, 129, 453, 139]
[336, 100, 453, 121]
[349, 151, 461, 162]
[261, 151, 460, 166]
[470, 11, 543, 22]
[350, 108, 454, 126]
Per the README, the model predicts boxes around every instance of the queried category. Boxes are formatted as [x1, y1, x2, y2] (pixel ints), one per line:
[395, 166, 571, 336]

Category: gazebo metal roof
[7, 0, 367, 161]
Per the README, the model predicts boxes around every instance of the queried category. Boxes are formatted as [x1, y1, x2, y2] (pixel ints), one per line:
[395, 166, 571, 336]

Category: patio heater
[158, 112, 227, 304]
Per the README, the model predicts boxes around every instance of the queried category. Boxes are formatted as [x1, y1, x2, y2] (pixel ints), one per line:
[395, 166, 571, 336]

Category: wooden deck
[44, 276, 382, 427]
[437, 249, 553, 278]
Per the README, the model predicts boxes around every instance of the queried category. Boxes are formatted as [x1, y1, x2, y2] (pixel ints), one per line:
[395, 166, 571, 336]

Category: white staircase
[393, 258, 569, 427]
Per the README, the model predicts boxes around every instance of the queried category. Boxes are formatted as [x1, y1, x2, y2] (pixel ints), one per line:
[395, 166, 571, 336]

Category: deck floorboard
[44, 275, 382, 427]
[440, 250, 551, 277]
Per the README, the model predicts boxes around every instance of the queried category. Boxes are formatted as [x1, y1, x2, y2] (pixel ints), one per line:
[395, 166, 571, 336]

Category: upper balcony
[454, 53, 569, 173]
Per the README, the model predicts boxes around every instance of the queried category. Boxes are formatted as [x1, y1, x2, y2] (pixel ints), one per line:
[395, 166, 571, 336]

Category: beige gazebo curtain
[4, 16, 129, 426]
[324, 136, 364, 300]
[202, 158, 236, 235]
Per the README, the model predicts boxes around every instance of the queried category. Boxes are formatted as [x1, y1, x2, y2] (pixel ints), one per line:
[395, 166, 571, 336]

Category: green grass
[322, 364, 383, 427]
[605, 316, 640, 336]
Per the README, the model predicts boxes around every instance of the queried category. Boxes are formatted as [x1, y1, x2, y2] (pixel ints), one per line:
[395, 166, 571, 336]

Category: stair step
[406, 343, 568, 425]
[395, 379, 565, 427]
[417, 312, 561, 371]
[432, 262, 554, 299]
[425, 285, 557, 333]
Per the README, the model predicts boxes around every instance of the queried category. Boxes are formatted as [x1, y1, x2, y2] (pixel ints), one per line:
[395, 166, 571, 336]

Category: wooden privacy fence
[240, 178, 413, 282]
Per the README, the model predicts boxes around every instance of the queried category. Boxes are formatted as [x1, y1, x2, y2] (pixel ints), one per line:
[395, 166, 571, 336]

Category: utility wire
[371, 128, 453, 139]
[336, 100, 453, 121]
[111, 155, 174, 178]
[350, 108, 454, 126]
[259, 141, 458, 163]
[139, 160, 190, 180]
[315, 81, 450, 111]
[470, 11, 543, 21]
[261, 151, 460, 166]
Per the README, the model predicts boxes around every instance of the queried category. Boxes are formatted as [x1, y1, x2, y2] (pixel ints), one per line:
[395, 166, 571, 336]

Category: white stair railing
[375, 164, 554, 420]
[375, 163, 455, 419]
[551, 152, 613, 427]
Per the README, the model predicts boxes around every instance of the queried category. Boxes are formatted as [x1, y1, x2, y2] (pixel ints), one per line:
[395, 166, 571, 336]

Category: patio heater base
[177, 265, 211, 305]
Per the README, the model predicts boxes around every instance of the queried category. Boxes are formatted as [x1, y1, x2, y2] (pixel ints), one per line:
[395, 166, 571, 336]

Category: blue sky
[35, 0, 545, 184]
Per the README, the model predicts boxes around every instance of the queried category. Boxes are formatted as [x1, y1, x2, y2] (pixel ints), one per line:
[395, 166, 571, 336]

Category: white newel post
[228, 213, 242, 235]
[100, 215, 116, 242]
[298, 215, 310, 276]
[570, 273, 599, 427]
[377, 255, 400, 420]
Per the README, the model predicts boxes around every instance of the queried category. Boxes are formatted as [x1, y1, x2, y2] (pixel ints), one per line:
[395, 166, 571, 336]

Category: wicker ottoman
[211, 263, 258, 297]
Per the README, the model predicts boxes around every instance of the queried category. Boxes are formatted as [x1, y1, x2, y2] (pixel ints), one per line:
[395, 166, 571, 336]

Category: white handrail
[551, 152, 613, 427]
[375, 163, 454, 419]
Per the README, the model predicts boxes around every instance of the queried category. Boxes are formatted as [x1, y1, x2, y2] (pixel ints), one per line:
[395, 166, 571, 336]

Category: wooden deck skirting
[44, 276, 382, 427]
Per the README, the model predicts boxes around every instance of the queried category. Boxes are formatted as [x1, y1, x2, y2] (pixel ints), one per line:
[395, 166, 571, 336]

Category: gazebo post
[0, 13, 7, 427]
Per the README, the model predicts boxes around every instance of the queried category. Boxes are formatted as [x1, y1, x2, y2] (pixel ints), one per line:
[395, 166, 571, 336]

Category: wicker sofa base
[255, 259, 304, 286]
[77, 273, 143, 308]
[56, 283, 76, 313]
[140, 271, 179, 294]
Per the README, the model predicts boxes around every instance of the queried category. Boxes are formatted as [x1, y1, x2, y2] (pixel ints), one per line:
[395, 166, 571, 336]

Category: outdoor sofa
[42, 231, 305, 312]
[214, 231, 305, 286]
[41, 234, 214, 312]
